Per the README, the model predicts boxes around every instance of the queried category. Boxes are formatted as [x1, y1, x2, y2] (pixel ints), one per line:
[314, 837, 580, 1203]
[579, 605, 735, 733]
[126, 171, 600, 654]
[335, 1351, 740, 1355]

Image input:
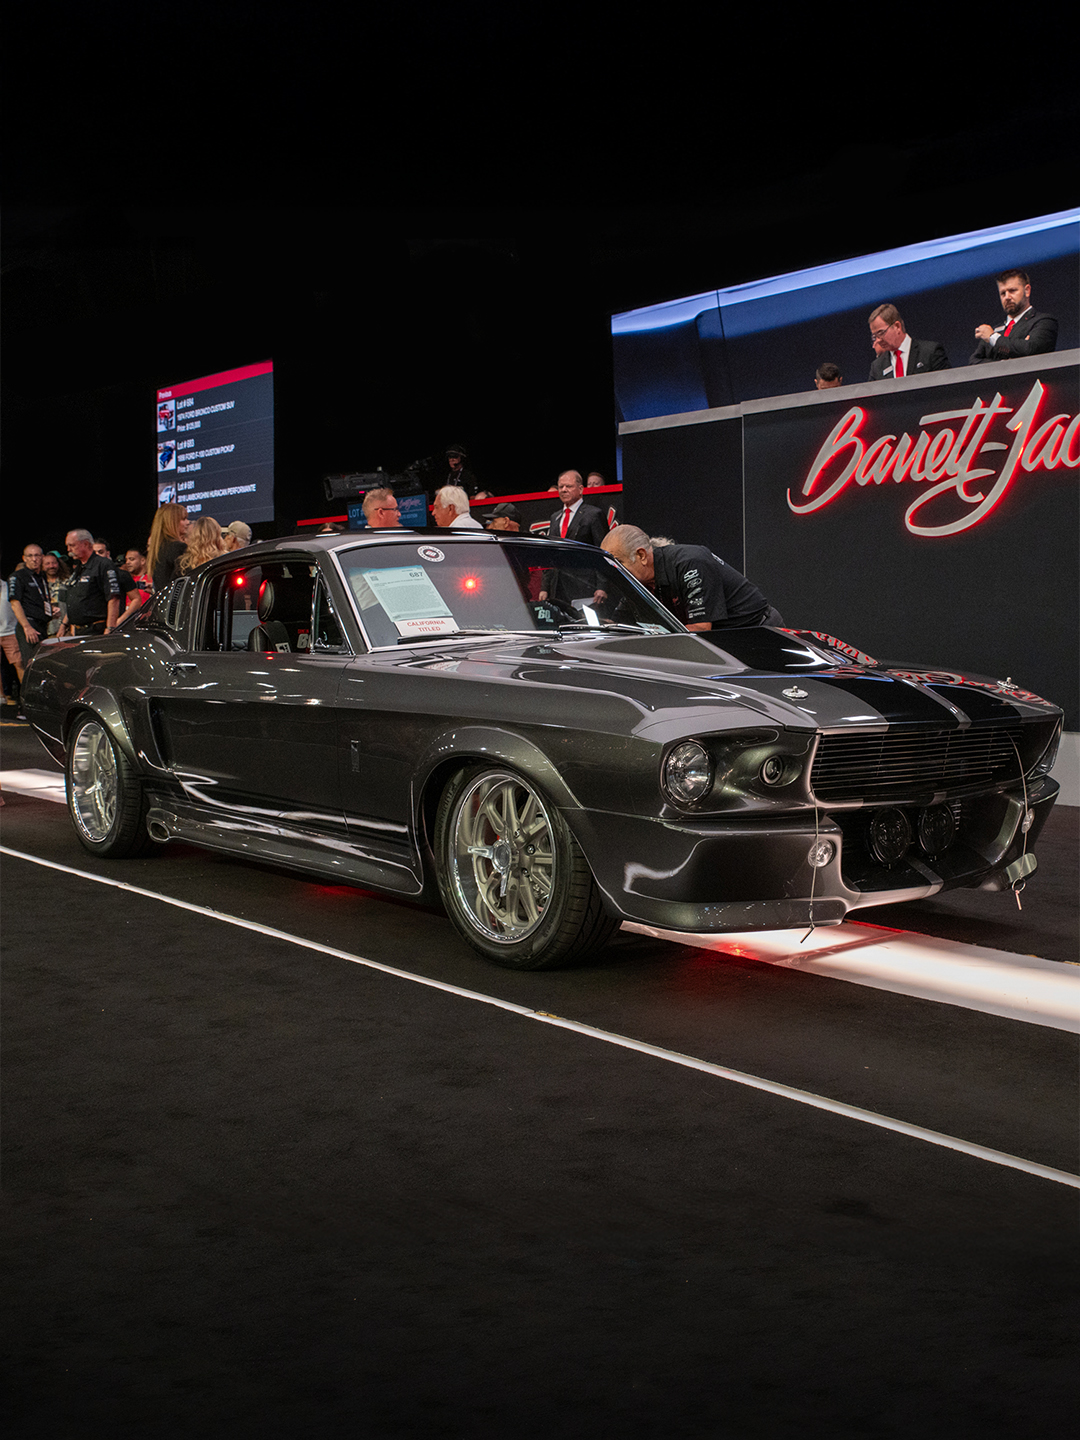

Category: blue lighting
[612, 209, 1080, 337]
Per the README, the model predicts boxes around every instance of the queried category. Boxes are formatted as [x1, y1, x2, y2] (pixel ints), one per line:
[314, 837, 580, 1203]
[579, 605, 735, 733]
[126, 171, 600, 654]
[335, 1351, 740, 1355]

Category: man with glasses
[868, 304, 950, 381]
[8, 543, 53, 676]
[361, 487, 404, 529]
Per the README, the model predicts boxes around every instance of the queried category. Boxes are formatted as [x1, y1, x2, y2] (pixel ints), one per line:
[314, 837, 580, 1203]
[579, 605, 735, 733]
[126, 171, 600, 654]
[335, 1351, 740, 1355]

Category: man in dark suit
[545, 471, 610, 546]
[867, 303, 951, 381]
[970, 269, 1058, 364]
[539, 471, 610, 607]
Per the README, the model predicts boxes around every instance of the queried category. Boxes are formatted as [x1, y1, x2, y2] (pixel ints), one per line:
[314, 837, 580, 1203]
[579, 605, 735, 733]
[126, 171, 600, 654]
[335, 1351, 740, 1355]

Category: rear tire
[435, 764, 619, 970]
[66, 714, 151, 858]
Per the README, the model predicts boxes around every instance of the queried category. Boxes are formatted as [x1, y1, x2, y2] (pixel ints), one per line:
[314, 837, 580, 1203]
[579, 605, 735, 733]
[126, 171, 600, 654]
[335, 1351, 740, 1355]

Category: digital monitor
[155, 360, 274, 525]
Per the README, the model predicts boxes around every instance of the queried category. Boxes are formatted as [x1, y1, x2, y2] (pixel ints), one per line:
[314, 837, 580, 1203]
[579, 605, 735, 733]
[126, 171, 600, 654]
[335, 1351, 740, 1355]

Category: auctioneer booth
[614, 211, 1080, 796]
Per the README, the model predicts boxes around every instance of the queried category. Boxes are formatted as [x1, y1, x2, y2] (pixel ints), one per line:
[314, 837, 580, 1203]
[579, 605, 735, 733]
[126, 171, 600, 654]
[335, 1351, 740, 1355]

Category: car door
[149, 556, 349, 840]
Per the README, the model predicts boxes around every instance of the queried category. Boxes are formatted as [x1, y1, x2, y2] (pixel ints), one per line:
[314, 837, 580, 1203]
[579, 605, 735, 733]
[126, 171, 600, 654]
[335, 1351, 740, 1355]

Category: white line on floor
[2, 844, 1077, 1191]
[2, 771, 1075, 1029]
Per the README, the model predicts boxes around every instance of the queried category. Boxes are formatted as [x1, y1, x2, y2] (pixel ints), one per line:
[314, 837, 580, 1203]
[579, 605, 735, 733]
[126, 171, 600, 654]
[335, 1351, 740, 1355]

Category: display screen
[155, 360, 274, 525]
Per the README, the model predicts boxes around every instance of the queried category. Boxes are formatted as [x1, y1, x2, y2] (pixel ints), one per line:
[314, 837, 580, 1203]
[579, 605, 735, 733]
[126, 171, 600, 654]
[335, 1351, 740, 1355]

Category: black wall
[622, 358, 1079, 727]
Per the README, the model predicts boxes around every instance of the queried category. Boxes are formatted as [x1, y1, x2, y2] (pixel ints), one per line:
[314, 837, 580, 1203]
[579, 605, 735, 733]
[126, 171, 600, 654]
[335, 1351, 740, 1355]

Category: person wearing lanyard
[8, 543, 53, 677]
[57, 530, 121, 637]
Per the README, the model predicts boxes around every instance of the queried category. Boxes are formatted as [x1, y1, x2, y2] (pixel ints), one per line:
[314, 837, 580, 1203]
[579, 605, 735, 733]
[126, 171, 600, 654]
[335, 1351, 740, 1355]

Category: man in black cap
[483, 503, 521, 532]
[444, 446, 482, 498]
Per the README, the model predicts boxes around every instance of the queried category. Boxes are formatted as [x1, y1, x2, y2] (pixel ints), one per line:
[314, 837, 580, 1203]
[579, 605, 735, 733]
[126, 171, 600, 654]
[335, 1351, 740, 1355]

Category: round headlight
[663, 742, 713, 804]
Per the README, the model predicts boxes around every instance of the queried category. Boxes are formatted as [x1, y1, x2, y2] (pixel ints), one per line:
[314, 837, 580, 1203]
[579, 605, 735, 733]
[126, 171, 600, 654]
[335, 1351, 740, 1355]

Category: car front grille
[811, 725, 1026, 802]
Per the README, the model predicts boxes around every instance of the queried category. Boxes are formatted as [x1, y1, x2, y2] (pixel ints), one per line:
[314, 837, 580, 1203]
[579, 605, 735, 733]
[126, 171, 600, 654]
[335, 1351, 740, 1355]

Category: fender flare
[62, 687, 138, 766]
[411, 724, 586, 886]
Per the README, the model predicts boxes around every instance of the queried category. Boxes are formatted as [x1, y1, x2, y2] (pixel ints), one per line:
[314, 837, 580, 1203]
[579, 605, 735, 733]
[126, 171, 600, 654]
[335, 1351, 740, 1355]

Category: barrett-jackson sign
[787, 378, 1079, 536]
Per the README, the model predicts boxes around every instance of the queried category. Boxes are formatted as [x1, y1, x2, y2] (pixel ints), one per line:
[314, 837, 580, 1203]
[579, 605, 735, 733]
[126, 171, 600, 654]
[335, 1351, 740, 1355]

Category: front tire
[435, 765, 618, 969]
[66, 714, 150, 858]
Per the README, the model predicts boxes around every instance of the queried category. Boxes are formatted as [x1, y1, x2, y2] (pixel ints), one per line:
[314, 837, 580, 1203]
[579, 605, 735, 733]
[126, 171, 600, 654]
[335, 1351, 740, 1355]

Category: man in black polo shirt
[601, 525, 784, 629]
[58, 529, 121, 637]
[8, 542, 53, 674]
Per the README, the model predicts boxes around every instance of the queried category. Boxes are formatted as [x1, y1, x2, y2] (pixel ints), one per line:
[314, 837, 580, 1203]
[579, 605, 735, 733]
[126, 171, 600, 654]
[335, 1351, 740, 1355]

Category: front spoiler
[563, 778, 1059, 935]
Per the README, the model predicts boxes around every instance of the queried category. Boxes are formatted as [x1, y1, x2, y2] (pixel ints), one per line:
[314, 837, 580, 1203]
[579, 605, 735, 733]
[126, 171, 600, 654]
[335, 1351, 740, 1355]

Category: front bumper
[564, 777, 1059, 934]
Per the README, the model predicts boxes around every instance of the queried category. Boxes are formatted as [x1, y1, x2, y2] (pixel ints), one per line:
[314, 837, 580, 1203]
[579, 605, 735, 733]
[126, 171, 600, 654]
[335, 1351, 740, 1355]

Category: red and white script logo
[788, 380, 1079, 536]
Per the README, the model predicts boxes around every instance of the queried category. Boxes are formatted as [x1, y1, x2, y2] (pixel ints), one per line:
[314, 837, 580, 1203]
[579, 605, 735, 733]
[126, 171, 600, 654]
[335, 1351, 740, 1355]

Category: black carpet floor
[2, 722, 1077, 1437]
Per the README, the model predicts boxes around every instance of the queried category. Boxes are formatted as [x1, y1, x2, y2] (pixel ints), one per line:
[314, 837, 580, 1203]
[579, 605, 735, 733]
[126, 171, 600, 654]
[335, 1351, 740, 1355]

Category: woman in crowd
[147, 503, 190, 591]
[178, 517, 227, 574]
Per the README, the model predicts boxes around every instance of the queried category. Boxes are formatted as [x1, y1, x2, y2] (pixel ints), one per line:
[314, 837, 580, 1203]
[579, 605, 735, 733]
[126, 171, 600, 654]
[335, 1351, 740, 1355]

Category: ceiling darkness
[3, 17, 1077, 570]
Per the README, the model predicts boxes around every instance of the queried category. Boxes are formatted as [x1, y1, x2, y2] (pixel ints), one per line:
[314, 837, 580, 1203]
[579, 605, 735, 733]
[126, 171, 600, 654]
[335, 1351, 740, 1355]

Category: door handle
[166, 661, 199, 677]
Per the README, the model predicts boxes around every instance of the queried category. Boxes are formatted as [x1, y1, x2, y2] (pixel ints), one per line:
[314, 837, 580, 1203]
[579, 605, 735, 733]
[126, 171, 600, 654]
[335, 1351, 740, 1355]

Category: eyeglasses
[869, 321, 898, 340]
[376, 505, 399, 513]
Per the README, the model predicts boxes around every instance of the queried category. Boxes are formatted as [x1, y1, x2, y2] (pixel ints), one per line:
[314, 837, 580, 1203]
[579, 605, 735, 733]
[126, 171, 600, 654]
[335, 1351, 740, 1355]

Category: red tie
[894, 350, 904, 377]
[560, 507, 571, 538]
[1003, 317, 1015, 336]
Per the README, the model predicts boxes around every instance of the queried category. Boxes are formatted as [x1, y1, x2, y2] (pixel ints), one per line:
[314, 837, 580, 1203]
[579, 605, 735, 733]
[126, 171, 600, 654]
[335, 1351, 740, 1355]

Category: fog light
[662, 742, 713, 804]
[1021, 807, 1035, 833]
[807, 839, 835, 869]
[761, 755, 786, 786]
[918, 804, 956, 855]
[868, 808, 912, 866]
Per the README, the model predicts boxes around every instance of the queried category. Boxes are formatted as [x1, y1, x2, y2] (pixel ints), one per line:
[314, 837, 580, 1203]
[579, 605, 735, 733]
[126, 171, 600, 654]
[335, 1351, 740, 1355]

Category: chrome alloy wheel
[69, 720, 119, 842]
[448, 771, 556, 943]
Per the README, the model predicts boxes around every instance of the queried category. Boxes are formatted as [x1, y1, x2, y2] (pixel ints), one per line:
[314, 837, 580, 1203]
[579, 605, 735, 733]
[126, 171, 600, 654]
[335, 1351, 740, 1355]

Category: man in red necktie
[539, 470, 611, 606]
[970, 269, 1058, 364]
[867, 304, 951, 382]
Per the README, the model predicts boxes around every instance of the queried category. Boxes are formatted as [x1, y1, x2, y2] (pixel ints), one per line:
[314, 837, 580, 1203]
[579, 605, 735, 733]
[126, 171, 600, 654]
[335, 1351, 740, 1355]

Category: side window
[313, 577, 349, 652]
[197, 567, 263, 651]
[196, 562, 319, 653]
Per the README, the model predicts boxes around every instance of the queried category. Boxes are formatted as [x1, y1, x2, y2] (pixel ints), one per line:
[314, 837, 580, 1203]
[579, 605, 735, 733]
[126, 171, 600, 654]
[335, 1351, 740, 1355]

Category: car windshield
[335, 539, 684, 647]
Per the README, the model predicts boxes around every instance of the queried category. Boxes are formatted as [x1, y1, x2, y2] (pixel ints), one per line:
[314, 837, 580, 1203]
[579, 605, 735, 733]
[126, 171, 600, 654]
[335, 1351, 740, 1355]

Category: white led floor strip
[2, 845, 1077, 1190]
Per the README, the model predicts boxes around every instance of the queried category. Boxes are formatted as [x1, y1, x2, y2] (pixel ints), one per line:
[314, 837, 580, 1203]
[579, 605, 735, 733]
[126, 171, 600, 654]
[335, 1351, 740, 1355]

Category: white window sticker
[395, 616, 461, 638]
[355, 566, 459, 636]
[417, 545, 445, 562]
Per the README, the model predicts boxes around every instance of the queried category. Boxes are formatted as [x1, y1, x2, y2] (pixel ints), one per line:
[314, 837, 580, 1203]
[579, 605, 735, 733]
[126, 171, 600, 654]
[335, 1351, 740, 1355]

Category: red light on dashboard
[461, 575, 481, 593]
[237, 574, 248, 588]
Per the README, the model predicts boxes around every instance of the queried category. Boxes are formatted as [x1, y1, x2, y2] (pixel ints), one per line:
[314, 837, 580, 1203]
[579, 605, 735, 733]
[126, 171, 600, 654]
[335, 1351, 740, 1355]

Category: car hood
[379, 629, 1060, 739]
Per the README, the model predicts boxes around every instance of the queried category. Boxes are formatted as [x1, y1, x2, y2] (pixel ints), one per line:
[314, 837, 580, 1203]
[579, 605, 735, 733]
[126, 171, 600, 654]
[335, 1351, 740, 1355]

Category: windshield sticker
[357, 566, 458, 637]
[417, 545, 445, 562]
[395, 616, 461, 639]
[349, 572, 380, 611]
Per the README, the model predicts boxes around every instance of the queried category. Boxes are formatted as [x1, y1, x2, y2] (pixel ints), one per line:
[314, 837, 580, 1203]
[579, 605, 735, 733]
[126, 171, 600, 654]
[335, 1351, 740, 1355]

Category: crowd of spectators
[3, 506, 254, 714]
[8, 267, 1054, 710]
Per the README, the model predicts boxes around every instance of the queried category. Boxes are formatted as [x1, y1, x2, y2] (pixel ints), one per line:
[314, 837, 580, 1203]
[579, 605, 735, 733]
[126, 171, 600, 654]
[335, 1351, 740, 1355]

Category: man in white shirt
[432, 486, 483, 529]
[867, 304, 950, 380]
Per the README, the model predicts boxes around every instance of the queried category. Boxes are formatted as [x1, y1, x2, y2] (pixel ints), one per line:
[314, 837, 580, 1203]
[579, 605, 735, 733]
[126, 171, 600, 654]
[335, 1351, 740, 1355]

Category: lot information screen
[156, 360, 274, 525]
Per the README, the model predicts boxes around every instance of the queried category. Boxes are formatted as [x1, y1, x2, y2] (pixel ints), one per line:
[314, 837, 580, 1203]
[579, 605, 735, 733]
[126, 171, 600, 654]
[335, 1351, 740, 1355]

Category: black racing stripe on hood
[803, 674, 964, 726]
[924, 684, 1022, 723]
